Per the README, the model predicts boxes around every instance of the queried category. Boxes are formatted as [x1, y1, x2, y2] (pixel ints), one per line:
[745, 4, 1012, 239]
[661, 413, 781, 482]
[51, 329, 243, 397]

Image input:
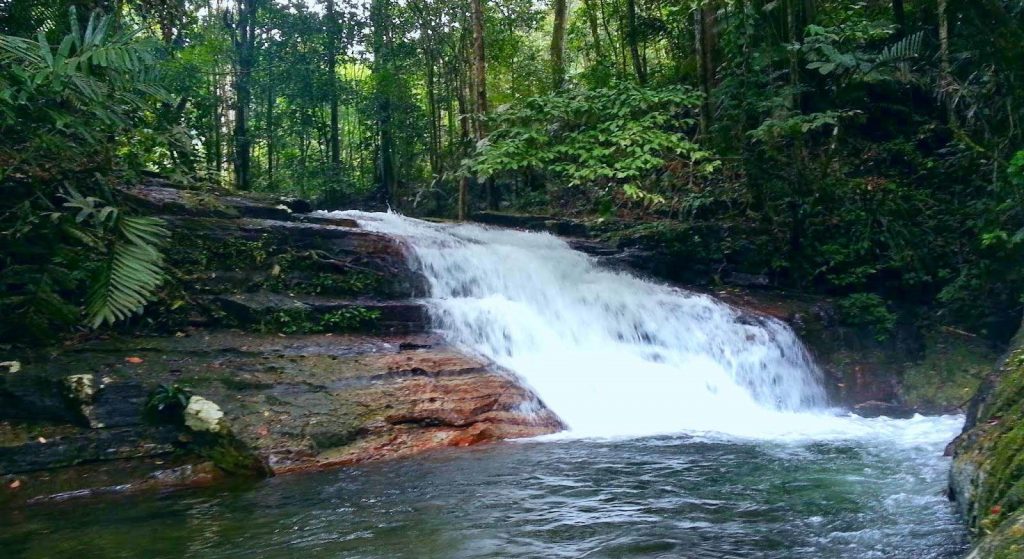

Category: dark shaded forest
[1, 0, 1022, 345]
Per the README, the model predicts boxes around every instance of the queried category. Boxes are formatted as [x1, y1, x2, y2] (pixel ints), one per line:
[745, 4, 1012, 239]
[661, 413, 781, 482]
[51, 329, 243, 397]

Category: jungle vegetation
[0, 0, 1022, 344]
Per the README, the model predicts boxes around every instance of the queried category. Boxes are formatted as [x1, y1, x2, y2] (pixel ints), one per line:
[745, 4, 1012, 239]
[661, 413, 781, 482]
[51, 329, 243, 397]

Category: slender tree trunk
[892, 0, 906, 38]
[326, 0, 340, 168]
[583, 0, 603, 62]
[266, 63, 274, 188]
[425, 53, 440, 179]
[625, 0, 646, 84]
[695, 1, 716, 137]
[227, 0, 257, 190]
[470, 0, 496, 211]
[787, 0, 801, 111]
[371, 0, 396, 203]
[937, 0, 955, 124]
[551, 0, 569, 89]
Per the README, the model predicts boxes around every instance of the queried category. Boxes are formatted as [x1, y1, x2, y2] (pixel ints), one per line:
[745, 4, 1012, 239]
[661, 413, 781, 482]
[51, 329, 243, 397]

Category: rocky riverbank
[1, 184, 561, 505]
[949, 322, 1024, 559]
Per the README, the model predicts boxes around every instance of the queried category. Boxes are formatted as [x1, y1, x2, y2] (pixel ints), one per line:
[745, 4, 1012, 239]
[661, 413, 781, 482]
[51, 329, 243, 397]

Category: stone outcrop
[949, 321, 1024, 559]
[1, 184, 562, 506]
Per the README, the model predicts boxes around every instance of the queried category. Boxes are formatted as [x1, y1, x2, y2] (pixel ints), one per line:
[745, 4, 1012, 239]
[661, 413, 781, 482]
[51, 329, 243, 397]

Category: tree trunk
[787, 0, 801, 111]
[470, 0, 496, 211]
[371, 0, 396, 203]
[583, 0, 603, 62]
[695, 1, 716, 137]
[625, 0, 646, 84]
[266, 63, 274, 188]
[892, 0, 906, 38]
[326, 0, 340, 167]
[551, 0, 569, 89]
[227, 0, 257, 191]
[937, 0, 955, 123]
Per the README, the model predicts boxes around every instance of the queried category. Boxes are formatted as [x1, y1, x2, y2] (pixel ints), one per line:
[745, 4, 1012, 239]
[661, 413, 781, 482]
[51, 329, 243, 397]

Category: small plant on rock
[145, 384, 192, 424]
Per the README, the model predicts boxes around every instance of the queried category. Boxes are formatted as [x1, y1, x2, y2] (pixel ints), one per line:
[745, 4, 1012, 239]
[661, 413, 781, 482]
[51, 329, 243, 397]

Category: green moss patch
[901, 331, 997, 412]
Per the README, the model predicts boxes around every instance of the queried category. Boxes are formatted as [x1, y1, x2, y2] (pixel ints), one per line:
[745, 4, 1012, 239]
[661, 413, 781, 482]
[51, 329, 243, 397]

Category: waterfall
[323, 211, 920, 439]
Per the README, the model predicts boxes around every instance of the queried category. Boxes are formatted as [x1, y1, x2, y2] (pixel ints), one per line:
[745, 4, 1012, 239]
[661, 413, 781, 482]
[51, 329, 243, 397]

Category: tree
[371, 0, 396, 203]
[551, 0, 569, 89]
[326, 0, 341, 168]
[695, 1, 716, 136]
[624, 0, 646, 84]
[226, 0, 259, 190]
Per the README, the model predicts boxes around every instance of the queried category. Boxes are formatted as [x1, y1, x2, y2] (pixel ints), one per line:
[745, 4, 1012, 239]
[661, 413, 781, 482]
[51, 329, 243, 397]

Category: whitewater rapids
[321, 211, 962, 445]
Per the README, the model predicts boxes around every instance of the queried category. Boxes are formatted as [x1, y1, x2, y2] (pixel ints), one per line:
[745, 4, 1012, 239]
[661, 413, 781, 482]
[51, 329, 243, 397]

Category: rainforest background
[0, 0, 1022, 347]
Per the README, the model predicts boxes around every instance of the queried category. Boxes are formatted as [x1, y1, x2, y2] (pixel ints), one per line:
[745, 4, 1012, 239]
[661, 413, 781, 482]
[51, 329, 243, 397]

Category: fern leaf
[85, 215, 169, 328]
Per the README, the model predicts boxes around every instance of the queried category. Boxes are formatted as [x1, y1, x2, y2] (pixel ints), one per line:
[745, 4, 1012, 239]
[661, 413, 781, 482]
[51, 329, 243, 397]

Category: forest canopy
[0, 0, 1022, 344]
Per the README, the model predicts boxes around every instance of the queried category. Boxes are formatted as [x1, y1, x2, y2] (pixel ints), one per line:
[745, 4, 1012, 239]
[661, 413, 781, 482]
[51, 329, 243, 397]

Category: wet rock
[948, 320, 1024, 558]
[122, 182, 298, 220]
[81, 378, 149, 428]
[724, 272, 771, 288]
[2, 457, 224, 506]
[278, 197, 313, 214]
[0, 184, 562, 504]
[471, 211, 589, 237]
[3, 332, 562, 482]
[0, 425, 178, 474]
[213, 293, 430, 334]
[851, 400, 916, 419]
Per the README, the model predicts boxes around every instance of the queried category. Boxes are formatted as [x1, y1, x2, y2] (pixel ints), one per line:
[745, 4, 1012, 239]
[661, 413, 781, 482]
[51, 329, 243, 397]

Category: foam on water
[323, 210, 962, 442]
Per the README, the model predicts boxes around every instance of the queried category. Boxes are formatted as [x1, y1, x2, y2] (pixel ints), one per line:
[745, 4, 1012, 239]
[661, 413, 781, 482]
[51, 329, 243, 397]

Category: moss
[263, 270, 383, 298]
[973, 510, 1024, 559]
[167, 232, 278, 277]
[956, 331, 1024, 554]
[255, 307, 382, 335]
[181, 191, 240, 217]
[189, 431, 268, 477]
[901, 332, 997, 411]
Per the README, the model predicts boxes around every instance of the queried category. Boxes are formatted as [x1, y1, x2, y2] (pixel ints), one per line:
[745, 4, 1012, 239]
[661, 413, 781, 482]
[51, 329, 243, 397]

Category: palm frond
[85, 215, 170, 328]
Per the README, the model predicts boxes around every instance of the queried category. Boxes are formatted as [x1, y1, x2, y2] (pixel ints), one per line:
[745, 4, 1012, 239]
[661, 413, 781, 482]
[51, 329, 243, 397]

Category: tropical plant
[467, 82, 714, 210]
[0, 8, 174, 342]
[63, 189, 170, 327]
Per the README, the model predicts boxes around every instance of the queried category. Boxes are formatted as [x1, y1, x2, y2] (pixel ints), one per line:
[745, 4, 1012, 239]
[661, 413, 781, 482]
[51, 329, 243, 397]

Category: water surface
[2, 427, 968, 559]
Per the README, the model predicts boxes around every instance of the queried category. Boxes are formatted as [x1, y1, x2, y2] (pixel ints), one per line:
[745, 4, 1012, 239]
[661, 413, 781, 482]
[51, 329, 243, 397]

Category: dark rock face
[0, 184, 563, 505]
[472, 211, 589, 237]
[948, 322, 1024, 558]
[0, 425, 179, 474]
[851, 400, 916, 419]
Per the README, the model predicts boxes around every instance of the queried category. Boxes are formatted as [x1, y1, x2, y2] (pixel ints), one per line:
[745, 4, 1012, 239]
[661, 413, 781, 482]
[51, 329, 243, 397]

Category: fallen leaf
[8, 480, 21, 490]
[125, 356, 144, 364]
[37, 437, 47, 444]
[256, 425, 270, 436]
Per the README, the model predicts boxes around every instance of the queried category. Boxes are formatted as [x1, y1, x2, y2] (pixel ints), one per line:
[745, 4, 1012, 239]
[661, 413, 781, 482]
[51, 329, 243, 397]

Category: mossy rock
[951, 321, 1024, 558]
[901, 331, 997, 413]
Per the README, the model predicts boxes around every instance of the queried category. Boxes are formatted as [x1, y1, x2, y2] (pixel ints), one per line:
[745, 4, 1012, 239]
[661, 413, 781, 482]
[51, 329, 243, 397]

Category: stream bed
[2, 419, 969, 559]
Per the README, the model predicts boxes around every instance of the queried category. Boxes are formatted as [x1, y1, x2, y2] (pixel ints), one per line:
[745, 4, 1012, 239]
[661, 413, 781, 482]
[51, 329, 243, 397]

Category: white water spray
[324, 211, 961, 441]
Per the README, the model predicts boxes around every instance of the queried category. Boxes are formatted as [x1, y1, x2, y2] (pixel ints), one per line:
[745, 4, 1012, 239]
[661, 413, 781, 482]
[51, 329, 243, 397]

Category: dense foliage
[469, 83, 715, 210]
[1, 0, 1022, 343]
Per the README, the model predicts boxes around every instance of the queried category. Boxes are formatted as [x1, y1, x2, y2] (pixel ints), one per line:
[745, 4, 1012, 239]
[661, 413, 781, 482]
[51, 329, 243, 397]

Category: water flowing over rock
[325, 211, 845, 439]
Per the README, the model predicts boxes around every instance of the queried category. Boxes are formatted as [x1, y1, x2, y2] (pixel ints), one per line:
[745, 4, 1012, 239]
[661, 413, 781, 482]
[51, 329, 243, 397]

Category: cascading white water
[323, 210, 961, 441]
